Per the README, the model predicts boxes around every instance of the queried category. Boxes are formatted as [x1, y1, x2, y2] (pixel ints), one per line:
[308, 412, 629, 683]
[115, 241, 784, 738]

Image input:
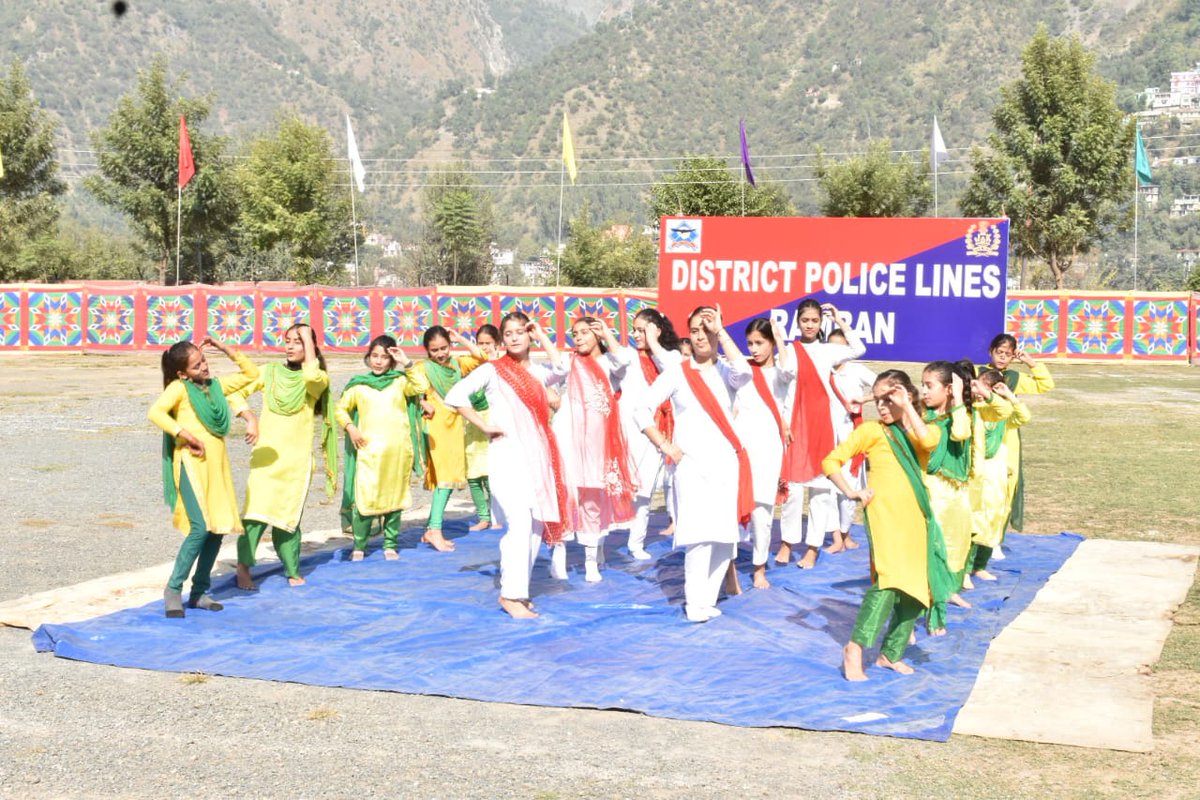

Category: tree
[235, 114, 355, 284]
[0, 60, 66, 280]
[814, 140, 931, 217]
[86, 58, 240, 285]
[411, 166, 495, 285]
[960, 27, 1134, 288]
[559, 203, 657, 288]
[648, 156, 794, 222]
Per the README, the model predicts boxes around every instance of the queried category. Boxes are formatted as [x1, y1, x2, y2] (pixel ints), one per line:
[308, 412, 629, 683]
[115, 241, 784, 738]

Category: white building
[1169, 194, 1200, 218]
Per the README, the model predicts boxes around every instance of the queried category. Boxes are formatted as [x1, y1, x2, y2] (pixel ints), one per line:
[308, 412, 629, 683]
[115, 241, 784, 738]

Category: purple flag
[739, 118, 756, 188]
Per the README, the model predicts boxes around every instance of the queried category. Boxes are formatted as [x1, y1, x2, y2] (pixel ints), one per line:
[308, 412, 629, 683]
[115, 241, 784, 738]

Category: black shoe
[187, 594, 223, 612]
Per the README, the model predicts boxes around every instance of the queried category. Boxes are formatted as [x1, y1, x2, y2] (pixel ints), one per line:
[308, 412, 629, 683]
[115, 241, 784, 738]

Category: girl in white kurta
[777, 299, 866, 570]
[549, 317, 638, 583]
[445, 313, 568, 619]
[618, 308, 684, 560]
[733, 317, 795, 589]
[825, 329, 877, 554]
[636, 306, 753, 623]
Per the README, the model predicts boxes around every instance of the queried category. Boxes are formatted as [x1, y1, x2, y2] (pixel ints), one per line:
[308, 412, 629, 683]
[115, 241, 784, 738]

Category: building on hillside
[1139, 185, 1160, 206]
[1169, 194, 1200, 218]
[1177, 249, 1200, 270]
[1142, 63, 1200, 119]
[520, 257, 555, 285]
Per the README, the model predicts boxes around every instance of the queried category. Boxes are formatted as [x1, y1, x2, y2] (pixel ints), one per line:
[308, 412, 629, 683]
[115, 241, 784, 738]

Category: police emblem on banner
[965, 223, 1001, 258]
[664, 219, 702, 253]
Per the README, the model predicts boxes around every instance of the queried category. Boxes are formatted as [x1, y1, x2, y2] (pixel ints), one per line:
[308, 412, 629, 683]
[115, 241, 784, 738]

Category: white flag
[346, 115, 366, 193]
[931, 116, 949, 169]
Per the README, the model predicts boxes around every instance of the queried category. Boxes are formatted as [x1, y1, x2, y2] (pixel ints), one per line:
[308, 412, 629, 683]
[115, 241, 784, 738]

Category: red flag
[178, 114, 195, 189]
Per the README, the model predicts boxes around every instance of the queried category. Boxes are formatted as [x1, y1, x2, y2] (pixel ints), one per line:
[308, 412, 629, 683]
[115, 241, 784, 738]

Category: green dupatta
[161, 378, 230, 510]
[265, 362, 339, 498]
[881, 423, 957, 609]
[923, 408, 972, 483]
[338, 370, 422, 525]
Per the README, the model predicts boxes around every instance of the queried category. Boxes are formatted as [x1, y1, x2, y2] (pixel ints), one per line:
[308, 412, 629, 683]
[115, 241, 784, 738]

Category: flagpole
[1133, 155, 1139, 292]
[175, 184, 182, 285]
[349, 175, 360, 287]
[555, 159, 565, 287]
[934, 156, 939, 217]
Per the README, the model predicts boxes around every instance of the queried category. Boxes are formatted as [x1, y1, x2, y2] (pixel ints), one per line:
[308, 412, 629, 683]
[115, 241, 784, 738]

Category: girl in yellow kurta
[148, 337, 259, 617]
[967, 372, 1031, 581]
[229, 324, 336, 590]
[415, 326, 488, 552]
[463, 324, 500, 528]
[919, 360, 974, 634]
[984, 334, 1055, 534]
[335, 335, 429, 561]
[824, 369, 950, 681]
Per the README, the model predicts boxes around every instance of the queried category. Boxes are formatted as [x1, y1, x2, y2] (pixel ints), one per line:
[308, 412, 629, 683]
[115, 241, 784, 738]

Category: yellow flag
[561, 111, 577, 185]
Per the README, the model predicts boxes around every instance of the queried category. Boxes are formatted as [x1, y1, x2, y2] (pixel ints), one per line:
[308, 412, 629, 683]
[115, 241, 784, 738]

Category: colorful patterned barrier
[0, 284, 659, 356]
[0, 284, 1195, 363]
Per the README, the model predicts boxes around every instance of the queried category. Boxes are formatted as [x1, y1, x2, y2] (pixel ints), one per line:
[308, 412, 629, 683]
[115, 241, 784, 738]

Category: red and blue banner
[656, 216, 1010, 363]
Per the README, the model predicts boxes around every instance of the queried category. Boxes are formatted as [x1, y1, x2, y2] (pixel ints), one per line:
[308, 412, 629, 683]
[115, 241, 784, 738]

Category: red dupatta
[639, 351, 675, 462]
[783, 341, 835, 484]
[681, 362, 755, 526]
[749, 360, 789, 503]
[567, 354, 639, 522]
[492, 355, 570, 545]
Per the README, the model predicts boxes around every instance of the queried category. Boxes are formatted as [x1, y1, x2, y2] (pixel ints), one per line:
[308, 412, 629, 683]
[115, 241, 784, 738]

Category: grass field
[1, 355, 1197, 798]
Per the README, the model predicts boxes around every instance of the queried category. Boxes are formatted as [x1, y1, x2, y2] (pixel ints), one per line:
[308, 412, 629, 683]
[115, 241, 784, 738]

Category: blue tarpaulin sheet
[33, 521, 1082, 741]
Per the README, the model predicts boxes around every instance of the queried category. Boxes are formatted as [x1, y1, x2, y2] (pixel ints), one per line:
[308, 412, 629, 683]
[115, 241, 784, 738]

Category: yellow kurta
[335, 370, 429, 516]
[148, 352, 259, 536]
[988, 362, 1053, 505]
[823, 421, 941, 607]
[921, 406, 973, 572]
[969, 395, 1014, 549]
[465, 407, 490, 480]
[228, 360, 330, 532]
[418, 355, 484, 490]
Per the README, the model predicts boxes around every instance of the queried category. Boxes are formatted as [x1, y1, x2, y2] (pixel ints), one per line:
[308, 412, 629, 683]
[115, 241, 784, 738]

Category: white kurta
[733, 362, 796, 506]
[617, 345, 684, 498]
[443, 360, 568, 522]
[782, 338, 866, 490]
[634, 357, 752, 548]
[829, 360, 877, 490]
[551, 348, 632, 489]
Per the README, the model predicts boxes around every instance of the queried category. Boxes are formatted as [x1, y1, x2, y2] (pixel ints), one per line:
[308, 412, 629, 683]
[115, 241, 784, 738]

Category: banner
[657, 216, 1010, 363]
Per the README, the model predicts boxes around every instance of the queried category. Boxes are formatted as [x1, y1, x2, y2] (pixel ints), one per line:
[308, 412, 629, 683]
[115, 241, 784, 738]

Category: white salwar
[444, 360, 567, 601]
[829, 360, 877, 530]
[634, 357, 752, 621]
[617, 345, 684, 556]
[733, 361, 795, 567]
[779, 334, 866, 550]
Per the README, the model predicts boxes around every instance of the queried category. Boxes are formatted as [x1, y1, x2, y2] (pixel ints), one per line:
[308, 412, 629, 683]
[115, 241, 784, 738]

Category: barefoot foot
[774, 543, 792, 566]
[383, 549, 399, 561]
[235, 564, 257, 592]
[876, 654, 915, 675]
[961, 573, 975, 590]
[949, 592, 972, 609]
[973, 569, 997, 581]
[724, 562, 742, 596]
[499, 597, 538, 618]
[469, 520, 490, 531]
[842, 642, 868, 681]
[287, 576, 306, 587]
[350, 550, 364, 562]
[752, 565, 770, 589]
[909, 631, 917, 646]
[844, 537, 860, 550]
[824, 541, 846, 555]
[797, 547, 819, 570]
[421, 529, 455, 552]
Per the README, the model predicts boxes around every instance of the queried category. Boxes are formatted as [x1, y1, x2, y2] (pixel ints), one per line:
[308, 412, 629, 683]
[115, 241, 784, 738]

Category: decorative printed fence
[0, 284, 1195, 362]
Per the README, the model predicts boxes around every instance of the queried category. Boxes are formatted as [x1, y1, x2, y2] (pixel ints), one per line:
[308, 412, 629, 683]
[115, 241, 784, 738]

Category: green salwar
[238, 520, 302, 579]
[167, 469, 223, 597]
[468, 476, 491, 523]
[850, 585, 924, 663]
[427, 479, 492, 530]
[351, 508, 401, 552]
[971, 543, 993, 572]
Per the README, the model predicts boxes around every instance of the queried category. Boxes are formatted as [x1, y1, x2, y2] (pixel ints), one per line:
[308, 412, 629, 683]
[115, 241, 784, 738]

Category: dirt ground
[0, 353, 1197, 799]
